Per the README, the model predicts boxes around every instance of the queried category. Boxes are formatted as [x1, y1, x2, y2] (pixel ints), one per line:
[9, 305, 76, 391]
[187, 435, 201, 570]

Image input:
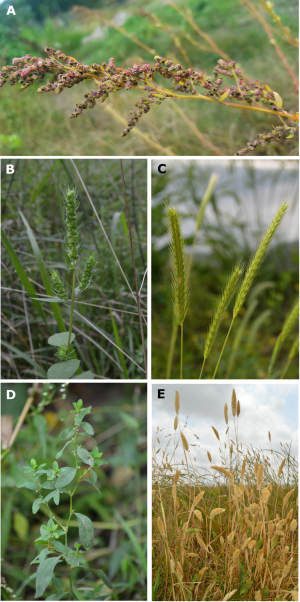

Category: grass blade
[109, 309, 129, 378]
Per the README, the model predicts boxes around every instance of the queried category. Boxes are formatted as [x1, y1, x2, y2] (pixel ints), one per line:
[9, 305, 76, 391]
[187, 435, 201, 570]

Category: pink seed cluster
[0, 48, 291, 139]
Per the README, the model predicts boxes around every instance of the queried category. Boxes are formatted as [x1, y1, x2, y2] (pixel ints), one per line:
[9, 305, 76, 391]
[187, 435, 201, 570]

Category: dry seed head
[283, 488, 295, 508]
[207, 451, 212, 463]
[223, 590, 238, 601]
[170, 557, 176, 573]
[175, 470, 181, 485]
[256, 463, 264, 490]
[211, 426, 220, 441]
[282, 558, 293, 578]
[197, 567, 207, 580]
[227, 530, 235, 542]
[240, 458, 246, 481]
[241, 537, 252, 551]
[290, 519, 297, 532]
[231, 389, 237, 416]
[212, 466, 234, 486]
[233, 484, 243, 498]
[237, 399, 240, 417]
[192, 491, 205, 507]
[287, 509, 293, 520]
[248, 540, 257, 549]
[210, 508, 225, 520]
[291, 592, 298, 601]
[174, 415, 178, 431]
[224, 403, 228, 425]
[261, 487, 271, 504]
[176, 561, 183, 580]
[196, 533, 208, 551]
[255, 591, 262, 601]
[278, 457, 286, 478]
[157, 518, 165, 537]
[181, 431, 189, 451]
[172, 484, 177, 501]
[194, 509, 203, 522]
[175, 390, 180, 415]
[232, 549, 240, 559]
[268, 431, 271, 442]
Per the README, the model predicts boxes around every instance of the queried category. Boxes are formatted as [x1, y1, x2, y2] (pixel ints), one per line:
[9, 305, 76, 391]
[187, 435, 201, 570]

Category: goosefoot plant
[152, 390, 298, 601]
[32, 186, 97, 380]
[0, 49, 298, 155]
[16, 399, 111, 600]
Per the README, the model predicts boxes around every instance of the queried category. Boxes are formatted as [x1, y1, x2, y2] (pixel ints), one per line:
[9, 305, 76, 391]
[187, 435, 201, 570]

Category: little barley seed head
[224, 403, 228, 425]
[290, 519, 297, 532]
[175, 390, 180, 414]
[157, 518, 165, 537]
[278, 457, 286, 478]
[256, 463, 264, 490]
[212, 426, 220, 440]
[181, 431, 189, 451]
[166, 205, 190, 326]
[207, 451, 212, 462]
[231, 389, 237, 416]
[174, 416, 178, 430]
[283, 488, 295, 508]
[210, 508, 225, 520]
[233, 202, 289, 318]
[204, 261, 244, 359]
[237, 400, 240, 417]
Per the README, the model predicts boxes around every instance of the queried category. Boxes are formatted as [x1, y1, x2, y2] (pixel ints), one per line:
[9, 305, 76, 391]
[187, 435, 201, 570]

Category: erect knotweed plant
[16, 399, 112, 600]
[0, 48, 298, 155]
[166, 205, 190, 379]
[32, 186, 97, 380]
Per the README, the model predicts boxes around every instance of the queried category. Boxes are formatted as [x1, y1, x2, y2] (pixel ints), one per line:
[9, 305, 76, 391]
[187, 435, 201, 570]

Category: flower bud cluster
[63, 187, 83, 265]
[235, 122, 299, 155]
[55, 345, 77, 361]
[79, 253, 97, 291]
[49, 269, 68, 301]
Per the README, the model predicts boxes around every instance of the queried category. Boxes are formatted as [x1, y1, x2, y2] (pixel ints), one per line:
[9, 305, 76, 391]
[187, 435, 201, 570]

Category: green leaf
[286, 133, 295, 139]
[77, 447, 92, 464]
[48, 333, 76, 347]
[1, 227, 47, 322]
[56, 441, 72, 459]
[74, 513, 94, 549]
[47, 360, 80, 380]
[52, 541, 73, 554]
[273, 90, 283, 108]
[35, 557, 62, 598]
[17, 479, 37, 491]
[31, 297, 64, 303]
[45, 592, 68, 601]
[81, 422, 94, 436]
[60, 428, 76, 440]
[219, 89, 231, 102]
[29, 163, 55, 206]
[19, 211, 68, 334]
[31, 548, 50, 565]
[73, 371, 95, 379]
[40, 482, 56, 490]
[43, 491, 56, 504]
[53, 490, 60, 505]
[32, 498, 43, 514]
[65, 555, 80, 567]
[86, 469, 97, 486]
[56, 467, 77, 489]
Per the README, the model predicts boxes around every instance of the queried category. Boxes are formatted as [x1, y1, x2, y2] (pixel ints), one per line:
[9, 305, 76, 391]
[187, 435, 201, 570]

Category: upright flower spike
[166, 206, 190, 327]
[49, 269, 68, 301]
[79, 253, 97, 291]
[63, 186, 83, 266]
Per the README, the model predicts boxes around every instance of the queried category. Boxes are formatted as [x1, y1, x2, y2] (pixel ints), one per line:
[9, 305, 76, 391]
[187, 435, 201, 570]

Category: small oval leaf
[56, 441, 72, 459]
[81, 422, 94, 436]
[48, 333, 76, 347]
[273, 90, 283, 108]
[74, 512, 94, 549]
[55, 467, 77, 489]
[47, 359, 80, 380]
[17, 479, 38, 491]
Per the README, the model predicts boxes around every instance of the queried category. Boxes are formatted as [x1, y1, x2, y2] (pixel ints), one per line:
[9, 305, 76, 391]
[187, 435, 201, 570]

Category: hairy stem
[213, 318, 235, 379]
[180, 323, 183, 380]
[166, 319, 178, 379]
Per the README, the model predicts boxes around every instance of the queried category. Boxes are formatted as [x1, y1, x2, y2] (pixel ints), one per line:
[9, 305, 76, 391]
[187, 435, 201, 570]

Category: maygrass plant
[165, 199, 298, 378]
[32, 186, 97, 380]
[152, 390, 298, 601]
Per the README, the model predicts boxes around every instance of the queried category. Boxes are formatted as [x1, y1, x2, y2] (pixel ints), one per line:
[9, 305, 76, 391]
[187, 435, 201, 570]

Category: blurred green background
[1, 158, 147, 379]
[1, 382, 147, 600]
[151, 159, 299, 379]
[0, 0, 298, 156]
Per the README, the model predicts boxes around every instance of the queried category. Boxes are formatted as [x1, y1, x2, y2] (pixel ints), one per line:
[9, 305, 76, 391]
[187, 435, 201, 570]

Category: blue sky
[152, 383, 298, 480]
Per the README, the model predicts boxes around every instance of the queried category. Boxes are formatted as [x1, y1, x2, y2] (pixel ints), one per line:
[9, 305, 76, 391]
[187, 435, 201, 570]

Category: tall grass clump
[152, 390, 298, 601]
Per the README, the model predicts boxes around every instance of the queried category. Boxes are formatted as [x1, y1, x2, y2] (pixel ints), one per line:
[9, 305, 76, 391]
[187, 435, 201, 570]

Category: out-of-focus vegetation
[1, 382, 147, 600]
[151, 160, 299, 379]
[0, 0, 298, 156]
[1, 159, 147, 379]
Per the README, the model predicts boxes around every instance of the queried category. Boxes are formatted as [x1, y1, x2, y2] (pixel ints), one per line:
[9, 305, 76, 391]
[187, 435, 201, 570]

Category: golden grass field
[152, 390, 298, 601]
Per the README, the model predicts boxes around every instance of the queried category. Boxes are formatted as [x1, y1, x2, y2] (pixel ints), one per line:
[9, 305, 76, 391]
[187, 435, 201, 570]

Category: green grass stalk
[267, 298, 299, 377]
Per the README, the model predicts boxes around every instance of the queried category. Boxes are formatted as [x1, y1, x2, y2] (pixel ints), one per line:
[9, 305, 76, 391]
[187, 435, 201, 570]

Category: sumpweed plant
[164, 200, 298, 379]
[152, 390, 298, 601]
[16, 399, 112, 601]
[0, 46, 298, 157]
[31, 186, 97, 380]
